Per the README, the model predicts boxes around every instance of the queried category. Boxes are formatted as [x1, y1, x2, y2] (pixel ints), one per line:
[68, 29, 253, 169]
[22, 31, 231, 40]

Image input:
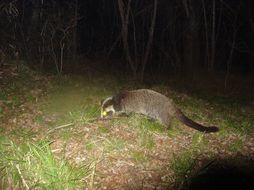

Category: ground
[0, 64, 254, 189]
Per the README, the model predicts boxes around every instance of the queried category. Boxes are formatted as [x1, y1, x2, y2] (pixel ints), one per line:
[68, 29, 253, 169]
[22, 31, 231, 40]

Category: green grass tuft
[0, 139, 89, 189]
[228, 139, 244, 152]
[137, 122, 156, 149]
[140, 117, 164, 132]
[81, 105, 100, 123]
[103, 137, 126, 152]
[191, 133, 207, 149]
[131, 151, 148, 162]
[170, 150, 196, 186]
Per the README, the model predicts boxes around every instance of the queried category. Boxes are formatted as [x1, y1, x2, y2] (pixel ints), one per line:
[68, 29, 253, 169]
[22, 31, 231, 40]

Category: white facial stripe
[101, 96, 116, 117]
[101, 96, 113, 108]
[105, 105, 115, 114]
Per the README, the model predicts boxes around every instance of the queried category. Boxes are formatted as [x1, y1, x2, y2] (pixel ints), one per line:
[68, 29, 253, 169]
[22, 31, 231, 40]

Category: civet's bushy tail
[175, 109, 219, 133]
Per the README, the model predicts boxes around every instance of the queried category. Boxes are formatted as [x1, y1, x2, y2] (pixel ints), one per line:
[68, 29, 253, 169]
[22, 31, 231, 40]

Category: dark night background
[1, 0, 254, 80]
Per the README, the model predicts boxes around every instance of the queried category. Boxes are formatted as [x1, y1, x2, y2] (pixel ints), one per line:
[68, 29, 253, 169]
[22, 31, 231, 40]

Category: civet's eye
[102, 111, 113, 118]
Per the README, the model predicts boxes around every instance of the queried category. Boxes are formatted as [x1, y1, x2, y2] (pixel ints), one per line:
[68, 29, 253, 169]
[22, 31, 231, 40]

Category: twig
[47, 122, 74, 134]
[16, 164, 29, 190]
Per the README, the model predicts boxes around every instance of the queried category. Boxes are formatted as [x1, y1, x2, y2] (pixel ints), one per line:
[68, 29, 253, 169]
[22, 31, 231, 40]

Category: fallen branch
[47, 122, 74, 134]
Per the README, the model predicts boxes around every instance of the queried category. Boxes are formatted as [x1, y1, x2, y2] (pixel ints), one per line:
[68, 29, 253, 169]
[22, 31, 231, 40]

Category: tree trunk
[73, 0, 78, 65]
[140, 0, 158, 82]
[117, 0, 137, 79]
[182, 0, 200, 78]
[210, 0, 216, 72]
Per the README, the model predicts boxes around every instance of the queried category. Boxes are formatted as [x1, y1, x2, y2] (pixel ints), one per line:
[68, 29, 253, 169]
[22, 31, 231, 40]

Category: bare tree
[117, 0, 137, 78]
[72, 0, 79, 64]
[140, 0, 158, 82]
[182, 0, 201, 76]
[210, 0, 216, 72]
[0, 0, 19, 62]
[117, 0, 158, 81]
[224, 9, 238, 88]
[38, 1, 79, 74]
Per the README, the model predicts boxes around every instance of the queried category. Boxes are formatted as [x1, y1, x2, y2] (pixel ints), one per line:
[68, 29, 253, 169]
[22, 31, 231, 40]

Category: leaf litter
[0, 64, 254, 189]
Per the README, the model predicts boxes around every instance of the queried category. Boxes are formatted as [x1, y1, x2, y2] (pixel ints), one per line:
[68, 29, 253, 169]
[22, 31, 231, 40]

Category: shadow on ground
[183, 158, 254, 190]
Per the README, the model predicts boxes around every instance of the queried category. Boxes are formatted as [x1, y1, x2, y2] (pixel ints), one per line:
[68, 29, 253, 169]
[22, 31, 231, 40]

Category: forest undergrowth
[0, 63, 254, 189]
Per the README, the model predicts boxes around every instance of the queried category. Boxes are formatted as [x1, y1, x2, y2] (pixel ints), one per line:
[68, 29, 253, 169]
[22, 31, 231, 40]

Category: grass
[0, 63, 253, 189]
[0, 138, 89, 189]
[137, 121, 156, 149]
[167, 118, 184, 137]
[170, 150, 197, 187]
[103, 137, 127, 152]
[228, 139, 244, 152]
[191, 133, 207, 150]
[10, 128, 37, 140]
[131, 151, 148, 162]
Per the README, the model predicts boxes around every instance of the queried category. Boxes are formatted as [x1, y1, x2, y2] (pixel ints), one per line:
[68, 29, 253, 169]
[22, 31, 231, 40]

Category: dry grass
[0, 63, 254, 189]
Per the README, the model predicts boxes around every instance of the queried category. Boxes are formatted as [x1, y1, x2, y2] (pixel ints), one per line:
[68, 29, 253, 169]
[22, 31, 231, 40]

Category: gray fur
[101, 89, 219, 133]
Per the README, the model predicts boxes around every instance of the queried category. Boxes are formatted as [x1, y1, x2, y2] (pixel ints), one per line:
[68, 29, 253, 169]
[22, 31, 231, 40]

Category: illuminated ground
[0, 64, 254, 189]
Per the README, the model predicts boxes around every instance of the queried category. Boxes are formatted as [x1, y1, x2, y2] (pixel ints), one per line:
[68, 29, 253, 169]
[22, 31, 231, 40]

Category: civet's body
[101, 89, 218, 133]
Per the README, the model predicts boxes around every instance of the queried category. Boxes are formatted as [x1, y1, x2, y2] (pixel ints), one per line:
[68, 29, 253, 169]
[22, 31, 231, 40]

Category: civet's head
[100, 96, 116, 118]
[101, 92, 126, 118]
